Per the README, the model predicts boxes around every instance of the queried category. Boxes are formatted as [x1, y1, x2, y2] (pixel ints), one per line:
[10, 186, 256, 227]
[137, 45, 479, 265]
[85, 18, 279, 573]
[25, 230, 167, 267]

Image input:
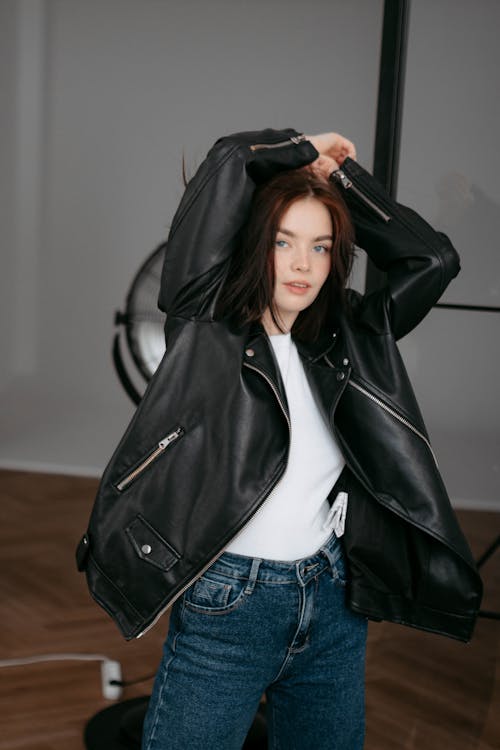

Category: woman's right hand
[305, 132, 357, 166]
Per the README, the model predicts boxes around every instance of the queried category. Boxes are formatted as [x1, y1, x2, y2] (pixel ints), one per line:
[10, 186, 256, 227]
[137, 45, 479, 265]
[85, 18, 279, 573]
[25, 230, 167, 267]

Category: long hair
[215, 168, 356, 341]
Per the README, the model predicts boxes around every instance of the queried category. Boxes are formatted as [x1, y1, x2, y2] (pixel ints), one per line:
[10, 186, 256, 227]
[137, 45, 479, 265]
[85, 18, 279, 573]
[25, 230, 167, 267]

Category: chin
[290, 297, 316, 313]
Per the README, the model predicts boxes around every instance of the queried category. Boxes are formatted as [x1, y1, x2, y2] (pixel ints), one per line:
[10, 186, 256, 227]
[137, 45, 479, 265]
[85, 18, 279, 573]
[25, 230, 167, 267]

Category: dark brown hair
[215, 168, 355, 341]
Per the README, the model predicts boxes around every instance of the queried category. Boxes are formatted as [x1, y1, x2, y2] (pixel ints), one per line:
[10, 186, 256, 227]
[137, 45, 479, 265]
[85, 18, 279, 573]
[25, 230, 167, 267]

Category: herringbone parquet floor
[0, 470, 498, 749]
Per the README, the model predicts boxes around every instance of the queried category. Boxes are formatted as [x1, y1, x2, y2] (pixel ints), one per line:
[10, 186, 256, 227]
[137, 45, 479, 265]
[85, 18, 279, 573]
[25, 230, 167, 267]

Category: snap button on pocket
[125, 515, 181, 572]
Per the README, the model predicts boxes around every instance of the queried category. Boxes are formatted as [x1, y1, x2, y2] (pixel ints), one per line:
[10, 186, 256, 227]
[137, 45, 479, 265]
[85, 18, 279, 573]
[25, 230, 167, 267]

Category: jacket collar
[294, 329, 339, 363]
[246, 320, 339, 364]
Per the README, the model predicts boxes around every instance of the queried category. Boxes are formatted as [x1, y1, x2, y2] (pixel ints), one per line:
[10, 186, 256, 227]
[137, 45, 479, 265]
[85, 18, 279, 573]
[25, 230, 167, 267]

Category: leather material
[79, 129, 482, 641]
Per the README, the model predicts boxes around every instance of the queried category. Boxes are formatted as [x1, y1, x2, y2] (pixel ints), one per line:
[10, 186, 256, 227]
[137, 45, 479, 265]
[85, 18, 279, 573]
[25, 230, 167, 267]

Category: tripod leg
[476, 534, 500, 569]
[476, 534, 500, 621]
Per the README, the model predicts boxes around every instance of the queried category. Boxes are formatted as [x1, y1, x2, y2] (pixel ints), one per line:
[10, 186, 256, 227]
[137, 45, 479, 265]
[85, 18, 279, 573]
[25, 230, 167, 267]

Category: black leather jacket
[77, 128, 482, 641]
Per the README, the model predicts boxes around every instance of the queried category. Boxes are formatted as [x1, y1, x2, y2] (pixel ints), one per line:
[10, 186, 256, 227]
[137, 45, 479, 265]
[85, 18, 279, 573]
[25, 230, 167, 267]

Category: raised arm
[335, 158, 460, 339]
[306, 135, 460, 340]
[158, 129, 318, 319]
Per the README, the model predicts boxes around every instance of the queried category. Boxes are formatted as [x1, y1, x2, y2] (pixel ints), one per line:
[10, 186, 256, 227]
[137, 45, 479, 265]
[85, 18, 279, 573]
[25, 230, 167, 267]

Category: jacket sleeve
[158, 129, 318, 319]
[336, 158, 461, 340]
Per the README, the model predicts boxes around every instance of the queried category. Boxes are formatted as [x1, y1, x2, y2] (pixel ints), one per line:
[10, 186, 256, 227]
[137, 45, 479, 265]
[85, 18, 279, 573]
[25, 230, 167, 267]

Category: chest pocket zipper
[115, 426, 184, 491]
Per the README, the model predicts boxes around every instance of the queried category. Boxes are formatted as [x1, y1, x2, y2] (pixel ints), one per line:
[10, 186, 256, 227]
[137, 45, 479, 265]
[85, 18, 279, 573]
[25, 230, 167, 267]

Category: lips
[283, 281, 311, 295]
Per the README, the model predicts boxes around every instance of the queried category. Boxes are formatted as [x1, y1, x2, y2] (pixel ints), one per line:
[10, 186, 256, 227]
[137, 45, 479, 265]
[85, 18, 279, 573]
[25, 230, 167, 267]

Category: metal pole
[366, 0, 410, 292]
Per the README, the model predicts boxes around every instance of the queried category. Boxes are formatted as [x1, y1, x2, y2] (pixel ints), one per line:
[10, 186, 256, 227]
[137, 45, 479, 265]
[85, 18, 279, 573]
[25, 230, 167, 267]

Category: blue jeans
[142, 532, 367, 750]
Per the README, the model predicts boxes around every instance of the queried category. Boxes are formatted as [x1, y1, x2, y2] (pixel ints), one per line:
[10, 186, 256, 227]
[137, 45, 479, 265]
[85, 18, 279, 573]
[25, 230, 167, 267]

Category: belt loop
[244, 557, 261, 595]
[320, 538, 341, 579]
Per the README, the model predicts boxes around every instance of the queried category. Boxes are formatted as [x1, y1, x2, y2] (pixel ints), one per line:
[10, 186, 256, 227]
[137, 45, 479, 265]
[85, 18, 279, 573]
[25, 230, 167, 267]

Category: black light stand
[365, 0, 410, 292]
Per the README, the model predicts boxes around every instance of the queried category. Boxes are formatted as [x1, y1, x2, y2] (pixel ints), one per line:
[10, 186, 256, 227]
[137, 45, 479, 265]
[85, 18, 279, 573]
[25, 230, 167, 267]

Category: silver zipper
[136, 363, 291, 638]
[331, 169, 391, 223]
[116, 427, 184, 492]
[250, 135, 306, 152]
[347, 379, 438, 468]
[242, 362, 291, 430]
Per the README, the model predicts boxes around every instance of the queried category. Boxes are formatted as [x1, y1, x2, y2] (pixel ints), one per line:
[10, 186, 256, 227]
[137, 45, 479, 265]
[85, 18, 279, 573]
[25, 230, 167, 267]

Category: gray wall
[2, 0, 497, 510]
[0, 2, 17, 396]
[396, 0, 500, 509]
[0, 0, 382, 474]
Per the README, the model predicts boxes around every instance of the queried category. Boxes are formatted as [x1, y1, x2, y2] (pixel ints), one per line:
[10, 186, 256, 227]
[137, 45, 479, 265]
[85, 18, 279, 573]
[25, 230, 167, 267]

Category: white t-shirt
[226, 332, 345, 560]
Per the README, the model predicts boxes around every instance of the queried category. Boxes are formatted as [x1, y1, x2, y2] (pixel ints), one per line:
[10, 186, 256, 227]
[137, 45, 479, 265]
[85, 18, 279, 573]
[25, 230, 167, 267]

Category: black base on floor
[84, 696, 268, 749]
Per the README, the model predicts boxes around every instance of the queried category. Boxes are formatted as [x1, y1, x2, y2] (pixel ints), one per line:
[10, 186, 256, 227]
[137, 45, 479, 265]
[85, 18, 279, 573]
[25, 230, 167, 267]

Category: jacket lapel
[243, 321, 349, 426]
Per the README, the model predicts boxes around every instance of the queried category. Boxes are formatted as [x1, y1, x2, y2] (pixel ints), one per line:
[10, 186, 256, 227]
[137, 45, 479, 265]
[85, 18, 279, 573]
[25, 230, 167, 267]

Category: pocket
[184, 569, 249, 615]
[114, 426, 184, 492]
[125, 514, 181, 572]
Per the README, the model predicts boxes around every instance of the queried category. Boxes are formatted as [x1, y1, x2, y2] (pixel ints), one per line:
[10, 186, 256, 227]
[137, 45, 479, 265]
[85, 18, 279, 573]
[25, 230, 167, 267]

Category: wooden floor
[0, 469, 498, 749]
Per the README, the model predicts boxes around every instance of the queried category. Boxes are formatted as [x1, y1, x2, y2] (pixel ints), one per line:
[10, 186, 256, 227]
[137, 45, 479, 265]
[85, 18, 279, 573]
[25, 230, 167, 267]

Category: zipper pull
[250, 134, 306, 151]
[331, 169, 352, 189]
[159, 427, 183, 449]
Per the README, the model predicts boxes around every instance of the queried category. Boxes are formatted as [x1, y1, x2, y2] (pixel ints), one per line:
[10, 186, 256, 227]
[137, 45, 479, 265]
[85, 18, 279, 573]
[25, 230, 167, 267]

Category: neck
[261, 308, 297, 336]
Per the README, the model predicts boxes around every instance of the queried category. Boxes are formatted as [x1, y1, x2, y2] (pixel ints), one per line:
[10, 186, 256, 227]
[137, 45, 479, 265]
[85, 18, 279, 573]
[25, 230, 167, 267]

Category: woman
[77, 129, 482, 750]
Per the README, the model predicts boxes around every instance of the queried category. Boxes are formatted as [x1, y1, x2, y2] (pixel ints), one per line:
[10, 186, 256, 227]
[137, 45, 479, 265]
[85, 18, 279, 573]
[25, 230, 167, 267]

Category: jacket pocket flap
[125, 514, 181, 572]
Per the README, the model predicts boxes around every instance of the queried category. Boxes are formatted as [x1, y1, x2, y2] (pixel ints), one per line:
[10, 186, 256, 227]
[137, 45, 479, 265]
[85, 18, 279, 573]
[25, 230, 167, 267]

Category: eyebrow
[277, 227, 333, 242]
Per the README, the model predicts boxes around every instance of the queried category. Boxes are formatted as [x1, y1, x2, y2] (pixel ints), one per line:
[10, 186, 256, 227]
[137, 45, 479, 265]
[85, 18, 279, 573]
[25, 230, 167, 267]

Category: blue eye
[275, 239, 288, 248]
[313, 244, 329, 254]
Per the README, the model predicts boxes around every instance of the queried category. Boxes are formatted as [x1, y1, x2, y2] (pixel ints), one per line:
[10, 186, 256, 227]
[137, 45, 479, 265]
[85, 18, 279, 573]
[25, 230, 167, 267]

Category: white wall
[0, 0, 382, 475]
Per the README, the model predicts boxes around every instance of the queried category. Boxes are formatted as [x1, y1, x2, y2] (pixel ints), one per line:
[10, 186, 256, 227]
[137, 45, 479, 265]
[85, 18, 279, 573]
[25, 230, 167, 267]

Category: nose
[292, 246, 310, 272]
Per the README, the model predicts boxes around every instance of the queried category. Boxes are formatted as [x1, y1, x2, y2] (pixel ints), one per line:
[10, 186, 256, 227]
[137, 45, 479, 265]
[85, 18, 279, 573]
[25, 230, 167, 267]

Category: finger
[313, 155, 339, 179]
[343, 139, 357, 159]
[337, 139, 356, 163]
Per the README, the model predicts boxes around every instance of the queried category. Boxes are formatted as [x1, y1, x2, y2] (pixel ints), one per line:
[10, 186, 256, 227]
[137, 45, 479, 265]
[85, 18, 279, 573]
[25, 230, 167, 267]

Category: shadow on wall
[435, 172, 500, 305]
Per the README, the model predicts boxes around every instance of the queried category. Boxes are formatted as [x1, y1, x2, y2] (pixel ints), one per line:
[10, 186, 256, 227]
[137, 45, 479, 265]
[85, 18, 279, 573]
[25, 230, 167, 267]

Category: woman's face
[262, 196, 332, 335]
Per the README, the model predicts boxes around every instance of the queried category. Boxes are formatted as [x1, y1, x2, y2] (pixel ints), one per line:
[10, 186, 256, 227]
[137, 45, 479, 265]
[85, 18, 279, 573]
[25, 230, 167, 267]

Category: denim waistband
[211, 531, 344, 588]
